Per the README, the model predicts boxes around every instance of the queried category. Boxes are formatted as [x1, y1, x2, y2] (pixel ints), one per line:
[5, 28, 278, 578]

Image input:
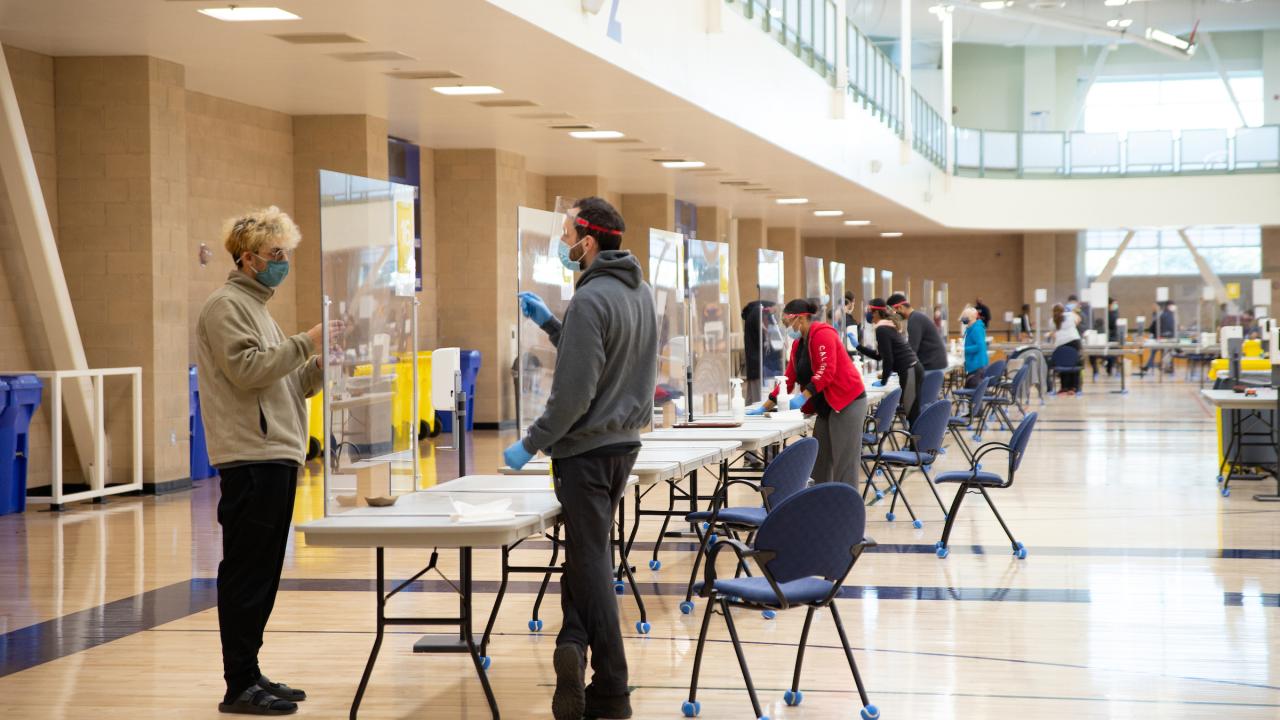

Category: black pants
[898, 362, 925, 424]
[217, 463, 298, 700]
[1058, 340, 1083, 392]
[552, 452, 637, 699]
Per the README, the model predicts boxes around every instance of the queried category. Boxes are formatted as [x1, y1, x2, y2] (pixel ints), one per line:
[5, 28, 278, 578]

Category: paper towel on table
[450, 497, 515, 524]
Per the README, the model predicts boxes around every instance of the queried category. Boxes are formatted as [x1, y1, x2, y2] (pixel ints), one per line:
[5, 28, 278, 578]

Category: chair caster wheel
[680, 601, 695, 615]
[885, 512, 896, 522]
[649, 559, 661, 571]
[528, 619, 543, 632]
[479, 656, 491, 671]
[707, 533, 718, 544]
[636, 621, 651, 634]
[762, 610, 776, 620]
[943, 513, 949, 521]
[936, 546, 949, 558]
[1216, 475, 1224, 483]
[613, 581, 626, 594]
[861, 704, 880, 720]
[681, 700, 701, 717]
[874, 490, 884, 501]
[934, 540, 944, 549]
[784, 689, 803, 706]
[912, 519, 923, 529]
[972, 434, 982, 442]
[1015, 547, 1027, 559]
[889, 485, 897, 494]
[701, 522, 710, 531]
[1221, 486, 1230, 497]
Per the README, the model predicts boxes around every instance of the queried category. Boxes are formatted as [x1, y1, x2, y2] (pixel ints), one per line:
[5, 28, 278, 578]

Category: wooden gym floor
[1, 376, 1277, 719]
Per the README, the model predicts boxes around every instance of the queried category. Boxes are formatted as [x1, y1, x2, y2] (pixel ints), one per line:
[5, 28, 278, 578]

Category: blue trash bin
[0, 375, 43, 516]
[437, 350, 481, 433]
[189, 366, 217, 480]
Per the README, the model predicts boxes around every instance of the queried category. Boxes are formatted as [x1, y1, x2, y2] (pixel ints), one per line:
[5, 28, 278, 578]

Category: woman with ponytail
[857, 298, 925, 423]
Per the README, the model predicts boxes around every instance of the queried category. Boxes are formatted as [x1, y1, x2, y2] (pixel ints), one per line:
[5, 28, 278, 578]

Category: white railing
[21, 367, 143, 508]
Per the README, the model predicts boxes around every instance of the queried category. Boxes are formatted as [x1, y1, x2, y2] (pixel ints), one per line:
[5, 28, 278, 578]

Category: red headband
[783, 312, 812, 319]
[867, 304, 889, 311]
[890, 300, 908, 308]
[574, 216, 623, 236]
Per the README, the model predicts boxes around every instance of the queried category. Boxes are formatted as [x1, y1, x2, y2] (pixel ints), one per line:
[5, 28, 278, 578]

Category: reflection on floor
[1, 379, 1278, 719]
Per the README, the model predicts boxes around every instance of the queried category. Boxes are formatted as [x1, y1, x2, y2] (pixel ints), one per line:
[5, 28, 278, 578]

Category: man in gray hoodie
[504, 196, 657, 720]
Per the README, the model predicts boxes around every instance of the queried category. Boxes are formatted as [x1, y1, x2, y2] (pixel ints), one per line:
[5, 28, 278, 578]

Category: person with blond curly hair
[195, 206, 341, 716]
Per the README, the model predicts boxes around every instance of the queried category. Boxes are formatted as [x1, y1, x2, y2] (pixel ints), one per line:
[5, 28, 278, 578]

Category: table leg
[460, 548, 501, 719]
[349, 547, 387, 720]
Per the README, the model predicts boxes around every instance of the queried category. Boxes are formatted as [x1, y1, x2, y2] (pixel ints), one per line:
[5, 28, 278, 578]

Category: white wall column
[832, 0, 848, 118]
[939, 4, 954, 177]
[899, 0, 913, 162]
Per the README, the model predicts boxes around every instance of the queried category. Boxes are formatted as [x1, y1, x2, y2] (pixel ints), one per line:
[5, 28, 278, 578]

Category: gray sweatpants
[812, 394, 869, 487]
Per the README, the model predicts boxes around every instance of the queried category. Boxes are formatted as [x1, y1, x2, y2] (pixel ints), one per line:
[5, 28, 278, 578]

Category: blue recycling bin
[189, 366, 217, 480]
[0, 375, 43, 516]
[438, 350, 481, 433]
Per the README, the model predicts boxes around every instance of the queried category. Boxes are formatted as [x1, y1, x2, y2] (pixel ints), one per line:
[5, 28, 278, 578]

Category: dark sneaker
[585, 685, 633, 719]
[218, 684, 298, 716]
[257, 674, 306, 702]
[552, 645, 586, 720]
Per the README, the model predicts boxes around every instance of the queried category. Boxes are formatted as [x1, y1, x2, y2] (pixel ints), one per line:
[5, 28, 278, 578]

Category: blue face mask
[558, 238, 584, 272]
[253, 255, 290, 288]
[786, 328, 802, 340]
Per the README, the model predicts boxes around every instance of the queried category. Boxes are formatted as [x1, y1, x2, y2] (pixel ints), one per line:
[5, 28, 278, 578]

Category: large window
[1084, 227, 1261, 277]
[1083, 74, 1263, 134]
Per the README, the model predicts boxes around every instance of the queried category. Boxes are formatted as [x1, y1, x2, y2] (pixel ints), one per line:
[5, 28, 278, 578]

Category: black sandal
[258, 674, 306, 702]
[218, 684, 298, 716]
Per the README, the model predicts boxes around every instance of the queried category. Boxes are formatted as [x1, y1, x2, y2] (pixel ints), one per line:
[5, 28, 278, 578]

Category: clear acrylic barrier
[651, 229, 687, 420]
[1021, 132, 1064, 174]
[982, 131, 1018, 170]
[880, 270, 893, 299]
[922, 279, 935, 327]
[939, 282, 950, 338]
[1234, 126, 1280, 167]
[804, 256, 827, 320]
[829, 261, 846, 337]
[859, 267, 876, 349]
[1070, 132, 1121, 172]
[756, 249, 786, 399]
[688, 238, 731, 418]
[514, 205, 574, 437]
[1127, 130, 1175, 170]
[1181, 129, 1229, 169]
[319, 170, 419, 516]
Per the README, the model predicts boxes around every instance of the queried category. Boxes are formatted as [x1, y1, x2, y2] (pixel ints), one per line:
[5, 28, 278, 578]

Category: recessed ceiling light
[1106, 17, 1133, 28]
[661, 160, 706, 169]
[978, 0, 1014, 9]
[569, 130, 625, 139]
[813, 210, 844, 217]
[198, 6, 300, 21]
[432, 85, 503, 96]
[844, 220, 872, 226]
[776, 197, 809, 205]
[880, 231, 904, 238]
[1145, 27, 1193, 52]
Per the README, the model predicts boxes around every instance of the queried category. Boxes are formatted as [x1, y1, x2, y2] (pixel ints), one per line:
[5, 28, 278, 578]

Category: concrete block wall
[766, 227, 803, 306]
[621, 193, 674, 282]
[186, 91, 296, 357]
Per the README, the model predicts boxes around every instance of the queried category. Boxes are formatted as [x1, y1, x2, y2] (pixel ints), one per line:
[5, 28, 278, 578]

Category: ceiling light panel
[569, 130, 625, 139]
[813, 210, 844, 217]
[198, 7, 300, 21]
[661, 160, 706, 168]
[843, 220, 871, 226]
[776, 197, 809, 205]
[432, 85, 503, 96]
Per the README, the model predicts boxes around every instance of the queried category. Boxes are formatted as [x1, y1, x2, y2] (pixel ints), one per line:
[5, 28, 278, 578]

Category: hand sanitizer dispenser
[729, 378, 746, 422]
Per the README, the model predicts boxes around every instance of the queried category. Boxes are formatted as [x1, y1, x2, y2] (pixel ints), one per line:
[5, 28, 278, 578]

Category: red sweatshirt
[769, 321, 865, 413]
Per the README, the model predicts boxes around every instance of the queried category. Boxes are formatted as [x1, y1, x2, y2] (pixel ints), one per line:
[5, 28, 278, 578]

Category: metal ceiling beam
[1199, 31, 1250, 128]
[1070, 44, 1112, 132]
[1094, 229, 1135, 285]
[950, 4, 1196, 61]
[1176, 228, 1230, 304]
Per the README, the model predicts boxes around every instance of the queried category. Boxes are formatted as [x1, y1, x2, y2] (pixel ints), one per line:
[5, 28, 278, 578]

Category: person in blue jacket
[962, 306, 988, 388]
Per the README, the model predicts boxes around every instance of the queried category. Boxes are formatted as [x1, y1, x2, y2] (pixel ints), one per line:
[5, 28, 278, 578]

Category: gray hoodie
[521, 250, 658, 459]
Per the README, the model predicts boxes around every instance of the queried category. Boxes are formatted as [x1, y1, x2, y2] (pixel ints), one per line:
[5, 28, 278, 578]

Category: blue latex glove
[871, 380, 884, 388]
[789, 394, 806, 410]
[518, 291, 553, 326]
[745, 405, 766, 416]
[504, 441, 534, 470]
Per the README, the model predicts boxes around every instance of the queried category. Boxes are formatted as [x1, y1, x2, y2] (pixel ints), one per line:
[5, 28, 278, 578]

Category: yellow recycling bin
[305, 351, 438, 461]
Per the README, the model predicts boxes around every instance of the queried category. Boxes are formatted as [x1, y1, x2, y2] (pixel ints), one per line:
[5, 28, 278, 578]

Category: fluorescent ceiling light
[1103, 0, 1130, 6]
[569, 130, 625, 139]
[978, 1, 1013, 9]
[1145, 27, 1192, 52]
[813, 210, 844, 217]
[1106, 17, 1133, 29]
[880, 231, 904, 238]
[432, 85, 503, 96]
[843, 220, 872, 226]
[198, 6, 300, 21]
[776, 197, 809, 205]
[661, 160, 705, 169]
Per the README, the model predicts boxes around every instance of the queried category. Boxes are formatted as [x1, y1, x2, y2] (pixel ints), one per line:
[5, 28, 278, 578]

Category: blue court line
[3, 577, 1276, 681]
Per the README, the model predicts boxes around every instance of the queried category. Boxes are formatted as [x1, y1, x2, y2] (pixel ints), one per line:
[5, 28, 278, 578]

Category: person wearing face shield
[857, 299, 924, 423]
[196, 207, 342, 716]
[751, 298, 868, 488]
[503, 197, 657, 720]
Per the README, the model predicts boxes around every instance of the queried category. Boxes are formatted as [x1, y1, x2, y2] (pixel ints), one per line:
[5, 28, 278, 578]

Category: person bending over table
[858, 298, 925, 423]
[196, 206, 341, 716]
[750, 298, 868, 487]
[504, 197, 658, 720]
[887, 292, 948, 372]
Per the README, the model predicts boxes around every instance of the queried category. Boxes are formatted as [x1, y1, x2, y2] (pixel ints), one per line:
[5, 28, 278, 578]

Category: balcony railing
[846, 18, 904, 139]
[954, 126, 1280, 178]
[728, 0, 839, 84]
[912, 89, 946, 168]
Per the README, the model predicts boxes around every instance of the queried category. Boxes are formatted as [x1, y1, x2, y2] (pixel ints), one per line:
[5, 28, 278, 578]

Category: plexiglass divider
[829, 260, 847, 337]
[687, 238, 731, 418]
[513, 204, 575, 440]
[860, 267, 876, 349]
[651, 229, 687, 425]
[319, 170, 419, 515]
[756, 249, 786, 402]
[939, 282, 951, 338]
[803, 256, 827, 321]
[880, 269, 893, 300]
